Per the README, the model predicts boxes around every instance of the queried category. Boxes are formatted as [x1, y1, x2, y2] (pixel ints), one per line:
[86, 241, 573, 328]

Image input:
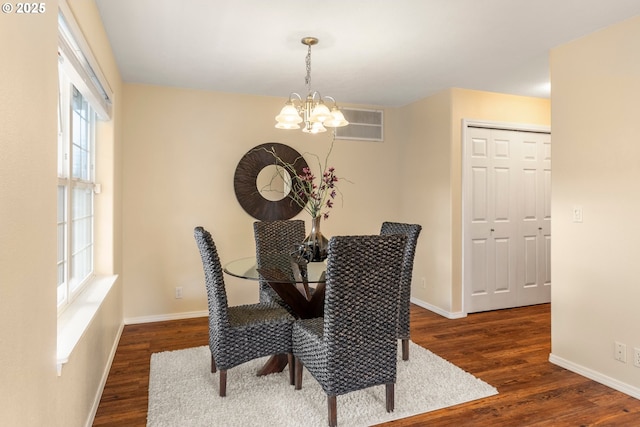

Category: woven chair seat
[227, 303, 292, 326]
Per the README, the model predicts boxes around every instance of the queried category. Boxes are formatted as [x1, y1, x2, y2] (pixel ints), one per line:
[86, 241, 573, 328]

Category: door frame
[461, 119, 551, 314]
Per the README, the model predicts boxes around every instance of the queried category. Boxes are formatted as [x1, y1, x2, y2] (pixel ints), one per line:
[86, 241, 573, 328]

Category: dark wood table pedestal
[223, 257, 326, 378]
[256, 264, 326, 320]
[257, 354, 294, 384]
[255, 265, 326, 377]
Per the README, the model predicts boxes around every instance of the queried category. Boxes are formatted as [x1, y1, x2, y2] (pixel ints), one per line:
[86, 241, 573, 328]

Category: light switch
[572, 206, 583, 223]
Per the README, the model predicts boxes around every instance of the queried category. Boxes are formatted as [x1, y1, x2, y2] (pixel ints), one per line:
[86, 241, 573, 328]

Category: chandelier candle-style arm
[275, 37, 349, 134]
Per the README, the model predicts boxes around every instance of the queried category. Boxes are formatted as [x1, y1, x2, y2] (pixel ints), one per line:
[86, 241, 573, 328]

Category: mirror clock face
[233, 143, 309, 220]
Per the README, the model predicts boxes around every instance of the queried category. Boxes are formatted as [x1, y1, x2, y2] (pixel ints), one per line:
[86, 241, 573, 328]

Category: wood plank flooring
[93, 303, 640, 426]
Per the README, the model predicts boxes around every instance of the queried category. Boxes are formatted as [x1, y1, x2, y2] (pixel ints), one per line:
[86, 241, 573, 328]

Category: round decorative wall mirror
[255, 164, 292, 202]
[233, 143, 309, 220]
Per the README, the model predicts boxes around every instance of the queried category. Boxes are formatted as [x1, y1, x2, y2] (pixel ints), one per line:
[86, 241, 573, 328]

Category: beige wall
[121, 83, 550, 321]
[397, 91, 454, 311]
[550, 16, 640, 390]
[0, 1, 124, 425]
[0, 7, 58, 426]
[121, 85, 402, 319]
[399, 88, 550, 314]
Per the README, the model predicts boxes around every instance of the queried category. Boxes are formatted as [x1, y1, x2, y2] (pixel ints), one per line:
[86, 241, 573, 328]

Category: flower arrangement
[289, 165, 338, 219]
[260, 135, 347, 261]
[264, 136, 343, 220]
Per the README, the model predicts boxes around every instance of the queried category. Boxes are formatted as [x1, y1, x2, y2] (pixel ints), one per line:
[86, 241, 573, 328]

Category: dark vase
[303, 216, 329, 262]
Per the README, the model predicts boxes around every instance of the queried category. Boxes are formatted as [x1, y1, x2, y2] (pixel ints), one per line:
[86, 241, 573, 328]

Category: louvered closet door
[464, 126, 551, 313]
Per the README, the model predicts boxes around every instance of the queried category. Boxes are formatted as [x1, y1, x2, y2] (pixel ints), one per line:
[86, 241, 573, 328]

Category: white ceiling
[94, 0, 640, 107]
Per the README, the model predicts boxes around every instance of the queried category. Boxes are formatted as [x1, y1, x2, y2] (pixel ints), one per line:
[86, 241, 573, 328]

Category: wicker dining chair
[194, 226, 295, 397]
[253, 219, 306, 307]
[292, 234, 407, 427]
[380, 221, 422, 361]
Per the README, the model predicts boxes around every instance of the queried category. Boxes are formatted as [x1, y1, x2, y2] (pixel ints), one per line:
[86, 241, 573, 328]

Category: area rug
[147, 341, 497, 427]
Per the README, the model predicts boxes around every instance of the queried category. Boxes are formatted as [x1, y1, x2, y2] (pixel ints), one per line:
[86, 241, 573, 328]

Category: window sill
[56, 274, 118, 376]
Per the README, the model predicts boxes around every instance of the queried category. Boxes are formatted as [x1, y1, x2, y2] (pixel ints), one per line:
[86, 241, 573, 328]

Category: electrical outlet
[634, 347, 640, 368]
[175, 287, 183, 299]
[421, 277, 426, 289]
[615, 341, 627, 363]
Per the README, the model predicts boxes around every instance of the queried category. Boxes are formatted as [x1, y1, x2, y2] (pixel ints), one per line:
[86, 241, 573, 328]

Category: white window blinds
[57, 0, 113, 120]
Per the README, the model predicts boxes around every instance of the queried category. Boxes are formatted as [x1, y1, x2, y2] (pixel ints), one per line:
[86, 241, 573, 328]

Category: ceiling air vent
[335, 108, 383, 142]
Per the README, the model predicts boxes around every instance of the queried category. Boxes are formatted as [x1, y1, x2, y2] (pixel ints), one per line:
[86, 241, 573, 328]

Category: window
[56, 1, 116, 373]
[56, 2, 112, 314]
[57, 74, 97, 310]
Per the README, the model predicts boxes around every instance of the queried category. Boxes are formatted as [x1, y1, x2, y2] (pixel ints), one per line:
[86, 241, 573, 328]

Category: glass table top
[223, 256, 327, 283]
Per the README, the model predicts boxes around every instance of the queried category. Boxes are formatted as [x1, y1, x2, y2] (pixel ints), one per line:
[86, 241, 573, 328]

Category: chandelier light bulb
[310, 101, 331, 123]
[276, 121, 301, 130]
[275, 102, 303, 124]
[323, 107, 348, 128]
[302, 121, 327, 134]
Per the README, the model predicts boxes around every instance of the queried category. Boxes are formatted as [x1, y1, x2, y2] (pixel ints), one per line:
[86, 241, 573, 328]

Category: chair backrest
[194, 227, 229, 331]
[254, 219, 306, 282]
[380, 222, 422, 337]
[380, 222, 422, 286]
[254, 219, 306, 260]
[323, 234, 407, 392]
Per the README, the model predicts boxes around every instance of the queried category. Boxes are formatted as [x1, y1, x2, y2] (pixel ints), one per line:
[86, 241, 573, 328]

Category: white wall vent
[335, 108, 383, 142]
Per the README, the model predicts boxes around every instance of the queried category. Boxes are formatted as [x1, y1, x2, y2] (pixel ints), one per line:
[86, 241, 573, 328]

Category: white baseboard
[85, 321, 125, 427]
[549, 353, 640, 399]
[124, 309, 209, 325]
[410, 297, 467, 319]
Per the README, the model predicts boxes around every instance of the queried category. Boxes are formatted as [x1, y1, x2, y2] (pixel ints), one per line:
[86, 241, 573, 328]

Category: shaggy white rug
[147, 342, 497, 427]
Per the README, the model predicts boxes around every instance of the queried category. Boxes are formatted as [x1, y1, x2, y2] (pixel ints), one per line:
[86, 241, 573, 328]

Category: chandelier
[275, 37, 349, 134]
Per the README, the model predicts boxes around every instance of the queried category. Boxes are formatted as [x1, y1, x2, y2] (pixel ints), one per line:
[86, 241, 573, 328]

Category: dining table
[223, 256, 327, 375]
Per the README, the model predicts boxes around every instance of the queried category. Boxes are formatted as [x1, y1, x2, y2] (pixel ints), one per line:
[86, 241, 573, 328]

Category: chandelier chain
[305, 44, 312, 93]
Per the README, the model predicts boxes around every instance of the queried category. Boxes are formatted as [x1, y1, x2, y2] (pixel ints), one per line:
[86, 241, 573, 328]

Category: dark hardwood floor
[93, 303, 640, 426]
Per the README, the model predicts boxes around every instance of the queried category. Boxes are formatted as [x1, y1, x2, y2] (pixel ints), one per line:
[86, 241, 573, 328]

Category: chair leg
[402, 338, 409, 361]
[385, 383, 394, 412]
[287, 353, 295, 386]
[211, 354, 216, 373]
[328, 395, 337, 427]
[294, 356, 303, 390]
[219, 370, 227, 397]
